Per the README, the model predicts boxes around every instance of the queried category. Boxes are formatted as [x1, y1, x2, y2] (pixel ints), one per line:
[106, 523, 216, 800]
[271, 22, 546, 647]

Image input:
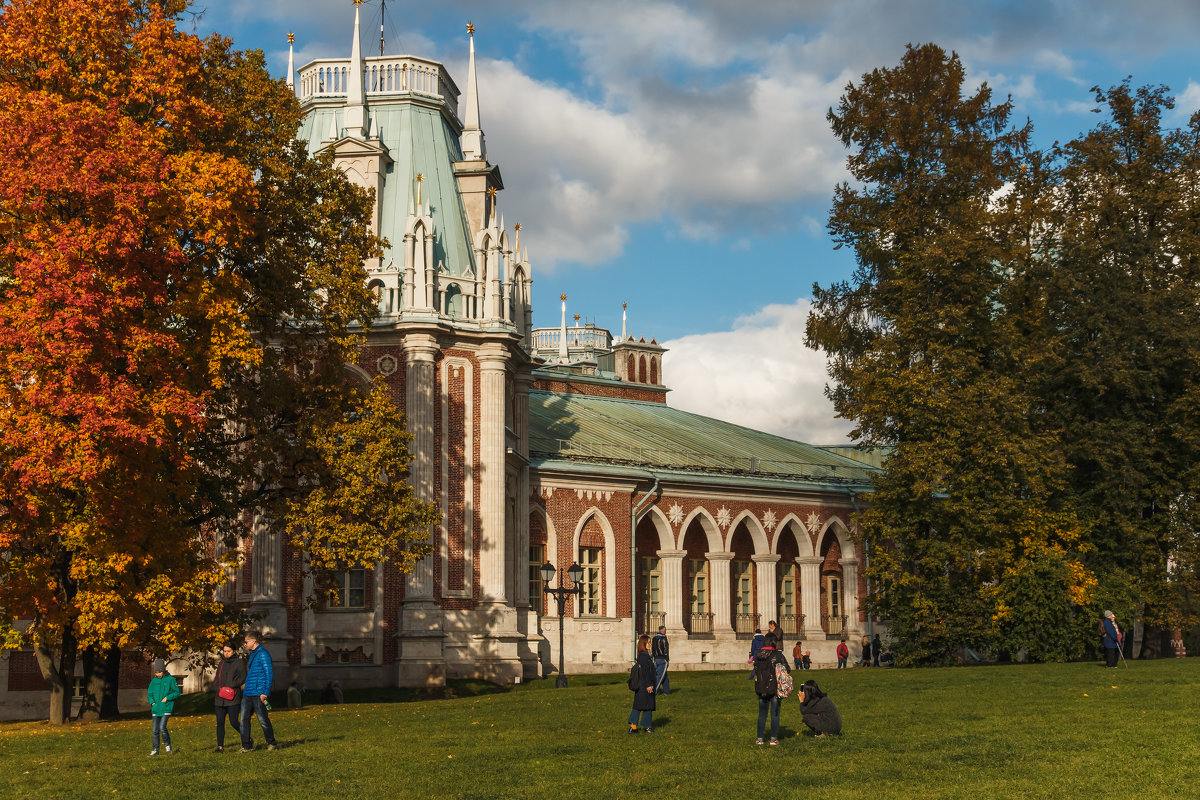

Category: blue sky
[191, 0, 1200, 444]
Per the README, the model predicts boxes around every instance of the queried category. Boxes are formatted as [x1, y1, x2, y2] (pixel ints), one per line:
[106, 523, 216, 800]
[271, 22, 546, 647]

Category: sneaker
[239, 746, 254, 753]
[164, 745, 172, 753]
[215, 746, 224, 753]
[267, 744, 277, 751]
[643, 728, 654, 733]
[628, 725, 638, 734]
[769, 738, 779, 746]
[755, 738, 764, 745]
[149, 750, 158, 757]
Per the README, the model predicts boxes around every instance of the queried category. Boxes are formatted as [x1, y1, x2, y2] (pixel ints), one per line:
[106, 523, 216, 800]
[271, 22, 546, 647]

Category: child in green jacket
[147, 659, 182, 756]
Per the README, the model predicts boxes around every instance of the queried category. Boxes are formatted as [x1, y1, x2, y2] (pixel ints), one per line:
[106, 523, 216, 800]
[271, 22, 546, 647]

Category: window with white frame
[529, 544, 545, 615]
[640, 556, 661, 617]
[578, 547, 602, 616]
[826, 575, 842, 618]
[688, 559, 708, 615]
[327, 567, 367, 609]
[778, 563, 797, 618]
[732, 559, 754, 617]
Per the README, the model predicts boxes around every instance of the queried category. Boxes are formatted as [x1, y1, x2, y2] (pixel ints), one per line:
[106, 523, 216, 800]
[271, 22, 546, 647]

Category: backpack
[775, 662, 794, 698]
[627, 662, 641, 692]
[753, 652, 778, 696]
[1097, 619, 1106, 641]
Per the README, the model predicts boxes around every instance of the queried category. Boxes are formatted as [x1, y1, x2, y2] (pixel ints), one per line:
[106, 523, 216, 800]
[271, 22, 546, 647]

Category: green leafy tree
[1033, 82, 1200, 639]
[808, 44, 1091, 663]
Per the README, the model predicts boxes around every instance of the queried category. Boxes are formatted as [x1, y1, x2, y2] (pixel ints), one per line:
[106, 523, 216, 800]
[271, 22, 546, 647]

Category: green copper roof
[529, 390, 878, 488]
[297, 102, 477, 279]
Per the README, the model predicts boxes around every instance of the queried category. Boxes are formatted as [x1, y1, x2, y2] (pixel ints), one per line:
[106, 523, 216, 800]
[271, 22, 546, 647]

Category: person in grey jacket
[798, 679, 841, 736]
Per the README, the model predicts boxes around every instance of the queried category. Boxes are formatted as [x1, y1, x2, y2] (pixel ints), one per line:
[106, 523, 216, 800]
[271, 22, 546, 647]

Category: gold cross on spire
[560, 293, 567, 301]
[288, 32, 295, 45]
[467, 22, 475, 36]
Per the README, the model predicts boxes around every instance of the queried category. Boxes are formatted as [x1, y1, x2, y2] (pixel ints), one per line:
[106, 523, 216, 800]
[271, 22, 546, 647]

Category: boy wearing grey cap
[147, 659, 181, 756]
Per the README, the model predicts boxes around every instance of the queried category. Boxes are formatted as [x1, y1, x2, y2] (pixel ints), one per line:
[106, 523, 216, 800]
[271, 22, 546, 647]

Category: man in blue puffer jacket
[240, 631, 278, 751]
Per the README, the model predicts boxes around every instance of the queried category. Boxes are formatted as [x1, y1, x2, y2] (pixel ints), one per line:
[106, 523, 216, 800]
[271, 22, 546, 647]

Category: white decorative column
[477, 344, 508, 604]
[657, 549, 687, 637]
[753, 554, 780, 630]
[839, 558, 860, 637]
[798, 556, 824, 639]
[707, 551, 734, 637]
[402, 334, 438, 603]
[397, 333, 444, 687]
[250, 513, 289, 669]
[474, 342, 520, 682]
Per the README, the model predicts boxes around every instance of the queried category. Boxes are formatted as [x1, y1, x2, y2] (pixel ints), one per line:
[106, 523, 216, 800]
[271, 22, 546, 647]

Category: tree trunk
[34, 629, 77, 726]
[77, 645, 121, 721]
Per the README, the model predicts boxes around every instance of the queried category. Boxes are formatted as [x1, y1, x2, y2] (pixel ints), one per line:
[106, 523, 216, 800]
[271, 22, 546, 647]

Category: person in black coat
[628, 634, 656, 733]
[213, 642, 247, 752]
[798, 679, 842, 736]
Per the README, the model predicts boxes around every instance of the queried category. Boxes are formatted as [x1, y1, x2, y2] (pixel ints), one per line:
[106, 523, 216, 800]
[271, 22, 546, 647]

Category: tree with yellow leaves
[0, 0, 436, 723]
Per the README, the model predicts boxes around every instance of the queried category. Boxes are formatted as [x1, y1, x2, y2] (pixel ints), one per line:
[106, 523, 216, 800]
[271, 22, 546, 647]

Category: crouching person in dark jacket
[798, 679, 841, 737]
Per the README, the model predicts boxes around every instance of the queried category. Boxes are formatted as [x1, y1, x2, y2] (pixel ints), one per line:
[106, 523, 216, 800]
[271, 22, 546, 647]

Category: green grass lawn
[3, 659, 1199, 799]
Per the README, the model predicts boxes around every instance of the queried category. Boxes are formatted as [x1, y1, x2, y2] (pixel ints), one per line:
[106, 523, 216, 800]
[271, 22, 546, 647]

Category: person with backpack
[627, 634, 656, 733]
[752, 633, 791, 746]
[836, 639, 849, 668]
[798, 679, 842, 737]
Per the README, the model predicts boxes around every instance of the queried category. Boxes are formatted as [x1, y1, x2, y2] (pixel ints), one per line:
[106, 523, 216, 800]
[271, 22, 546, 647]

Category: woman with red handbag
[213, 641, 247, 752]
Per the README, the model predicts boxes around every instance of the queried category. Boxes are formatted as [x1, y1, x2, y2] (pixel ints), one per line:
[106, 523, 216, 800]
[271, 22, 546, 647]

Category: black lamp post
[541, 560, 584, 688]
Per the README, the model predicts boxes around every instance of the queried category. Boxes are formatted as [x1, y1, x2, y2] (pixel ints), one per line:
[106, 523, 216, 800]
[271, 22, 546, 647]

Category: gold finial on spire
[513, 222, 521, 252]
[467, 21, 475, 36]
[353, 0, 363, 6]
[560, 293, 567, 301]
[574, 314, 580, 322]
[415, 173, 424, 207]
[288, 32, 295, 45]
[623, 302, 627, 310]
[486, 186, 497, 198]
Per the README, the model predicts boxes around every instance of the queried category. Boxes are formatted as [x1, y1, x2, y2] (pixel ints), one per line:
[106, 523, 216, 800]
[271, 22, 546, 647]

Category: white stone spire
[287, 32, 295, 91]
[622, 302, 627, 340]
[345, 0, 367, 138]
[460, 23, 486, 160]
[558, 294, 568, 362]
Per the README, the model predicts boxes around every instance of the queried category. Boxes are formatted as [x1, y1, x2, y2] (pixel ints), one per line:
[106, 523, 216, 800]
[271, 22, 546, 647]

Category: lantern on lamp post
[541, 560, 584, 688]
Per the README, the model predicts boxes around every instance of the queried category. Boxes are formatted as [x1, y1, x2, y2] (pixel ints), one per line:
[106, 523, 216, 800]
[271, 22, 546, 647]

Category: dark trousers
[215, 704, 241, 747]
[240, 695, 277, 748]
[1105, 647, 1119, 667]
[756, 695, 781, 740]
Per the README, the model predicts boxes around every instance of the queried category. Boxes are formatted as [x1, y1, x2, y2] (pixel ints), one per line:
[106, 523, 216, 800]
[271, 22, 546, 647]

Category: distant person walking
[792, 642, 803, 671]
[1101, 611, 1123, 668]
[213, 642, 246, 752]
[748, 628, 765, 679]
[836, 640, 849, 669]
[752, 633, 791, 746]
[651, 626, 671, 695]
[147, 659, 181, 756]
[872, 634, 882, 667]
[859, 635, 871, 666]
[240, 631, 278, 752]
[628, 634, 656, 733]
[798, 679, 842, 737]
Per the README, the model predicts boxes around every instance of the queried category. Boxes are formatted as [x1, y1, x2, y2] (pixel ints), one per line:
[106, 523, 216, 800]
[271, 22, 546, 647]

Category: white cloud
[1174, 81, 1200, 121]
[663, 298, 854, 445]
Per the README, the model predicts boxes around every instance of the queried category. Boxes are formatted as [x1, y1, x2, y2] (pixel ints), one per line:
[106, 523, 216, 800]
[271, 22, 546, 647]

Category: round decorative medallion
[376, 355, 398, 376]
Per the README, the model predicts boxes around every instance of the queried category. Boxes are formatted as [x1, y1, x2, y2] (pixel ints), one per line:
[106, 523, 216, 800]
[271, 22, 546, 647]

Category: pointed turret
[287, 32, 296, 91]
[461, 23, 486, 160]
[558, 294, 569, 362]
[345, 0, 368, 138]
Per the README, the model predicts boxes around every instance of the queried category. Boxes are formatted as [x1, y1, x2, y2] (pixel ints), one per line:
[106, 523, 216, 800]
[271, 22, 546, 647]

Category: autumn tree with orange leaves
[0, 0, 437, 723]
